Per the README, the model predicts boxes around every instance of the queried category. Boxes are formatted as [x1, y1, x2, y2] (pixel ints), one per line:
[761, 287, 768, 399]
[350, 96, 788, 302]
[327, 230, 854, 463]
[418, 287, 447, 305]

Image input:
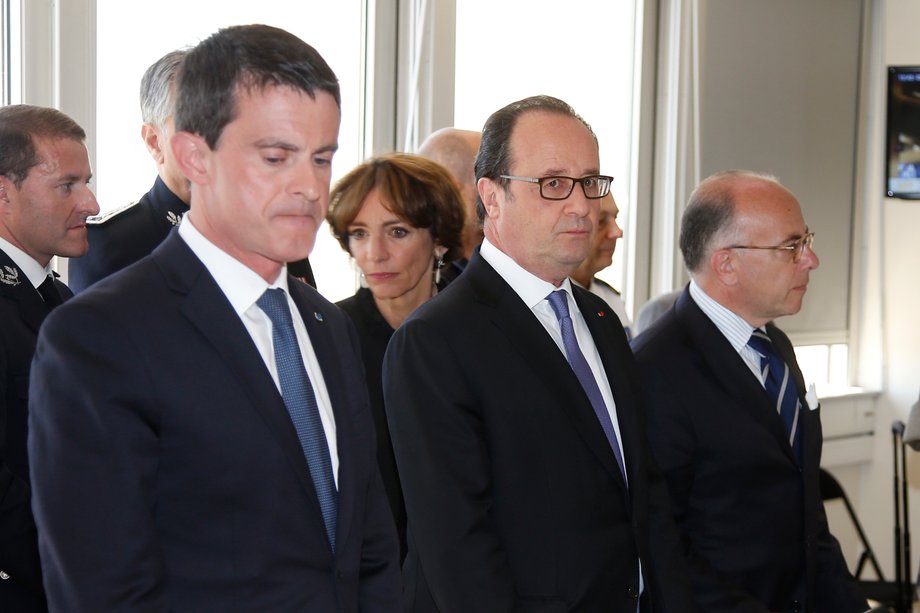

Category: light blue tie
[257, 288, 338, 550]
[747, 329, 801, 462]
[547, 290, 627, 483]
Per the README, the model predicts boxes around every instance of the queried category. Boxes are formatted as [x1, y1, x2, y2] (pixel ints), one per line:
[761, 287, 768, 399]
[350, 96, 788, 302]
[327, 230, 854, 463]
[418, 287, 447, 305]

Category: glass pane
[95, 0, 362, 300]
[1, 0, 22, 105]
[454, 0, 637, 295]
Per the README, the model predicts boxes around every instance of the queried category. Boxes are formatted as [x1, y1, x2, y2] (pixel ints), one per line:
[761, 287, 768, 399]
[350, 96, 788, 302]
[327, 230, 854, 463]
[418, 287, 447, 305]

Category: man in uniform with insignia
[0, 104, 99, 611]
[68, 50, 191, 293]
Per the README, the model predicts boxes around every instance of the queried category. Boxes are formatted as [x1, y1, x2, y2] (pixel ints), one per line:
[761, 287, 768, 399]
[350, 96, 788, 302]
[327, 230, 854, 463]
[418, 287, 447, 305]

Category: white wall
[839, 0, 920, 584]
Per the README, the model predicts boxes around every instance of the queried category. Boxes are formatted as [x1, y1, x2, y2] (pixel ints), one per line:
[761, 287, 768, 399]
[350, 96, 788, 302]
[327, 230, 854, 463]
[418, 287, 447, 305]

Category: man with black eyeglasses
[631, 170, 868, 612]
[383, 95, 694, 612]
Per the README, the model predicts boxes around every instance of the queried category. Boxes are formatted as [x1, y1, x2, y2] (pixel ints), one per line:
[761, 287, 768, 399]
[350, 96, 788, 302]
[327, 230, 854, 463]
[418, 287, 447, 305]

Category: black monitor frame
[886, 65, 920, 199]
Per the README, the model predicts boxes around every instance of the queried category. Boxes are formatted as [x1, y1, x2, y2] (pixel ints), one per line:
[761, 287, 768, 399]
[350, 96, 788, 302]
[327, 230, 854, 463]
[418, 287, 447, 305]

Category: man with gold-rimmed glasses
[632, 170, 868, 612]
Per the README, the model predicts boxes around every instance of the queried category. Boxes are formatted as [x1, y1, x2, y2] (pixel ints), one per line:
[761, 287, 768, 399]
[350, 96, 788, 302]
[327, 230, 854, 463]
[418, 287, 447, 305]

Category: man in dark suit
[0, 104, 99, 611]
[29, 25, 399, 611]
[66, 49, 318, 292]
[383, 95, 693, 612]
[631, 170, 868, 612]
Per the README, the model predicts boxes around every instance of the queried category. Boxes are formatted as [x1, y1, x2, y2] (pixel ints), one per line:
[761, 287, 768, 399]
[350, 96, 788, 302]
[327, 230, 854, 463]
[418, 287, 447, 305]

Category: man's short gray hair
[139, 49, 187, 128]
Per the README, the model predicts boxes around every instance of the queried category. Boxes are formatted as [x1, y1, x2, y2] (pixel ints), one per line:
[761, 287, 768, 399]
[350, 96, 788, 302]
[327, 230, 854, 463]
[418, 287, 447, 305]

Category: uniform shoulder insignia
[87, 200, 142, 225]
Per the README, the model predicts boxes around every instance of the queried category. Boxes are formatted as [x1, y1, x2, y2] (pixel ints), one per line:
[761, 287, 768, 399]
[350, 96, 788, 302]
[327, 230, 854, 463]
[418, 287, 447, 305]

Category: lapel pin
[597, 310, 605, 317]
[314, 312, 324, 322]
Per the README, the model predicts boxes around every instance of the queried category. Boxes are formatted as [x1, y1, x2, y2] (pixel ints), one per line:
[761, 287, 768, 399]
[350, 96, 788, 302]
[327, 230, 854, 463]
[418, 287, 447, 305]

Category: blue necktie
[747, 329, 801, 461]
[257, 288, 338, 550]
[547, 290, 627, 483]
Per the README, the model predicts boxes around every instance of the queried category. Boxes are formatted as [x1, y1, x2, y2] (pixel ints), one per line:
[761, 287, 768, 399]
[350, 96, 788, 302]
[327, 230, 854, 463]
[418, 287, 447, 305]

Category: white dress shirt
[480, 238, 627, 469]
[688, 279, 766, 387]
[178, 218, 339, 485]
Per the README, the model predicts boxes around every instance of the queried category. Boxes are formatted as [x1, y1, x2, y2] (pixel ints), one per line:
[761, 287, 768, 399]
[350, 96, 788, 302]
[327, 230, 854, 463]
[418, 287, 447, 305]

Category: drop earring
[434, 252, 445, 285]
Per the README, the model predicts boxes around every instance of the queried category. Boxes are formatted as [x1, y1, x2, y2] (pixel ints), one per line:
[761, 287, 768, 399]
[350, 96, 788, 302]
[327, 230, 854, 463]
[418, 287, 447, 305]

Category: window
[453, 0, 639, 298]
[1, 0, 22, 105]
[95, 0, 365, 300]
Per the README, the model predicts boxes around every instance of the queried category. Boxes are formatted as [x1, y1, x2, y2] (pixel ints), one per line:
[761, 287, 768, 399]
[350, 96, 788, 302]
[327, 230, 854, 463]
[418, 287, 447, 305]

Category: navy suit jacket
[68, 177, 189, 294]
[383, 251, 693, 612]
[0, 249, 69, 611]
[28, 232, 400, 611]
[631, 287, 867, 613]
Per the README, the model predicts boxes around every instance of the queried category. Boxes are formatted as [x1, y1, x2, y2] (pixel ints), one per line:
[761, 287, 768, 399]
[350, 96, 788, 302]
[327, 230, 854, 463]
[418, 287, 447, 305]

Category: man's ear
[710, 248, 738, 286]
[0, 176, 15, 211]
[477, 177, 501, 220]
[170, 131, 210, 186]
[141, 123, 166, 165]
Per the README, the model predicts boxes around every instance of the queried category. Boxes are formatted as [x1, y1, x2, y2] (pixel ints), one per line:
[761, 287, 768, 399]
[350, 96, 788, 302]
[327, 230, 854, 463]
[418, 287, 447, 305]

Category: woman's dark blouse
[336, 287, 406, 560]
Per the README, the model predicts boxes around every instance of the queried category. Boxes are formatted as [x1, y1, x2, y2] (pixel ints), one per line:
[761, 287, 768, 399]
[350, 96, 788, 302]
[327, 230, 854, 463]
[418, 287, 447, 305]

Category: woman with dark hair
[327, 152, 464, 559]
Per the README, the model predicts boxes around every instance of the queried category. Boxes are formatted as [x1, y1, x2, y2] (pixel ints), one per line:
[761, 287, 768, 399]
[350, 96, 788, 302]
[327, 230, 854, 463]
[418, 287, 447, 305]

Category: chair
[820, 468, 885, 580]
[820, 468, 900, 608]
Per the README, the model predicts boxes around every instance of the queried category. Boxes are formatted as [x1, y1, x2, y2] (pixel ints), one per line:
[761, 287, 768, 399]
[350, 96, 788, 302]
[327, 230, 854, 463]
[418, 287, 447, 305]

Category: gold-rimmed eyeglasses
[499, 174, 613, 200]
[726, 231, 815, 263]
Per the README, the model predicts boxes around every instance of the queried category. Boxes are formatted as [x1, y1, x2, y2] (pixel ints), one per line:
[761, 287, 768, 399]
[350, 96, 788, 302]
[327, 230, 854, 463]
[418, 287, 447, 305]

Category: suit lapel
[156, 235, 332, 544]
[465, 255, 627, 488]
[676, 289, 798, 465]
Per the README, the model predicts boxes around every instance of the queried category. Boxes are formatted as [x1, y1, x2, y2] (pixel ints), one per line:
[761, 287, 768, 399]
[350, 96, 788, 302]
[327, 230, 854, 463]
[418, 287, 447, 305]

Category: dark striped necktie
[747, 329, 801, 461]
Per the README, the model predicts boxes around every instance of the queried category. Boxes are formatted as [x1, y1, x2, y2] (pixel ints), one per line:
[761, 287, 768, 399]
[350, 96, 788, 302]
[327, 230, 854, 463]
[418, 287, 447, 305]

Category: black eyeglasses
[726, 231, 815, 263]
[499, 174, 613, 200]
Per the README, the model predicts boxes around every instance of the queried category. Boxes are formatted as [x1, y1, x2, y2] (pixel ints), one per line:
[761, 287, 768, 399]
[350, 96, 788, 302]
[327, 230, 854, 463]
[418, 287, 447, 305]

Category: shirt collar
[177, 216, 288, 316]
[479, 237, 573, 308]
[0, 235, 53, 288]
[688, 279, 759, 352]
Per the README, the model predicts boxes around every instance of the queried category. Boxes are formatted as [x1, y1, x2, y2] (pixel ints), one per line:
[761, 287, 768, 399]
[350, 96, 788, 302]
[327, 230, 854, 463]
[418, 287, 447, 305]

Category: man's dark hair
[474, 95, 597, 222]
[0, 105, 86, 188]
[175, 24, 340, 149]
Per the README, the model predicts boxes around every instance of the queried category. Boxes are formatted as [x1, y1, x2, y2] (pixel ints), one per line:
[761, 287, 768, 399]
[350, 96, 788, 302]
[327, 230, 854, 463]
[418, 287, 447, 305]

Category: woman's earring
[354, 258, 368, 288]
[434, 253, 445, 285]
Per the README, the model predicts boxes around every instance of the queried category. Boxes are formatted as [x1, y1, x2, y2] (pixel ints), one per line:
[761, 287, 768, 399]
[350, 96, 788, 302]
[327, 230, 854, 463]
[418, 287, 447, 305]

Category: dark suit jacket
[382, 251, 693, 612]
[68, 176, 189, 293]
[0, 249, 70, 612]
[630, 287, 867, 613]
[28, 232, 400, 612]
[337, 288, 407, 563]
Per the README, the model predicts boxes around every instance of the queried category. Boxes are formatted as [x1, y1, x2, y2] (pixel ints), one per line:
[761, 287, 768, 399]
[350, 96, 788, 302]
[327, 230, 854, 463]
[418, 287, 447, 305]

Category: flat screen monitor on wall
[887, 65, 920, 199]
